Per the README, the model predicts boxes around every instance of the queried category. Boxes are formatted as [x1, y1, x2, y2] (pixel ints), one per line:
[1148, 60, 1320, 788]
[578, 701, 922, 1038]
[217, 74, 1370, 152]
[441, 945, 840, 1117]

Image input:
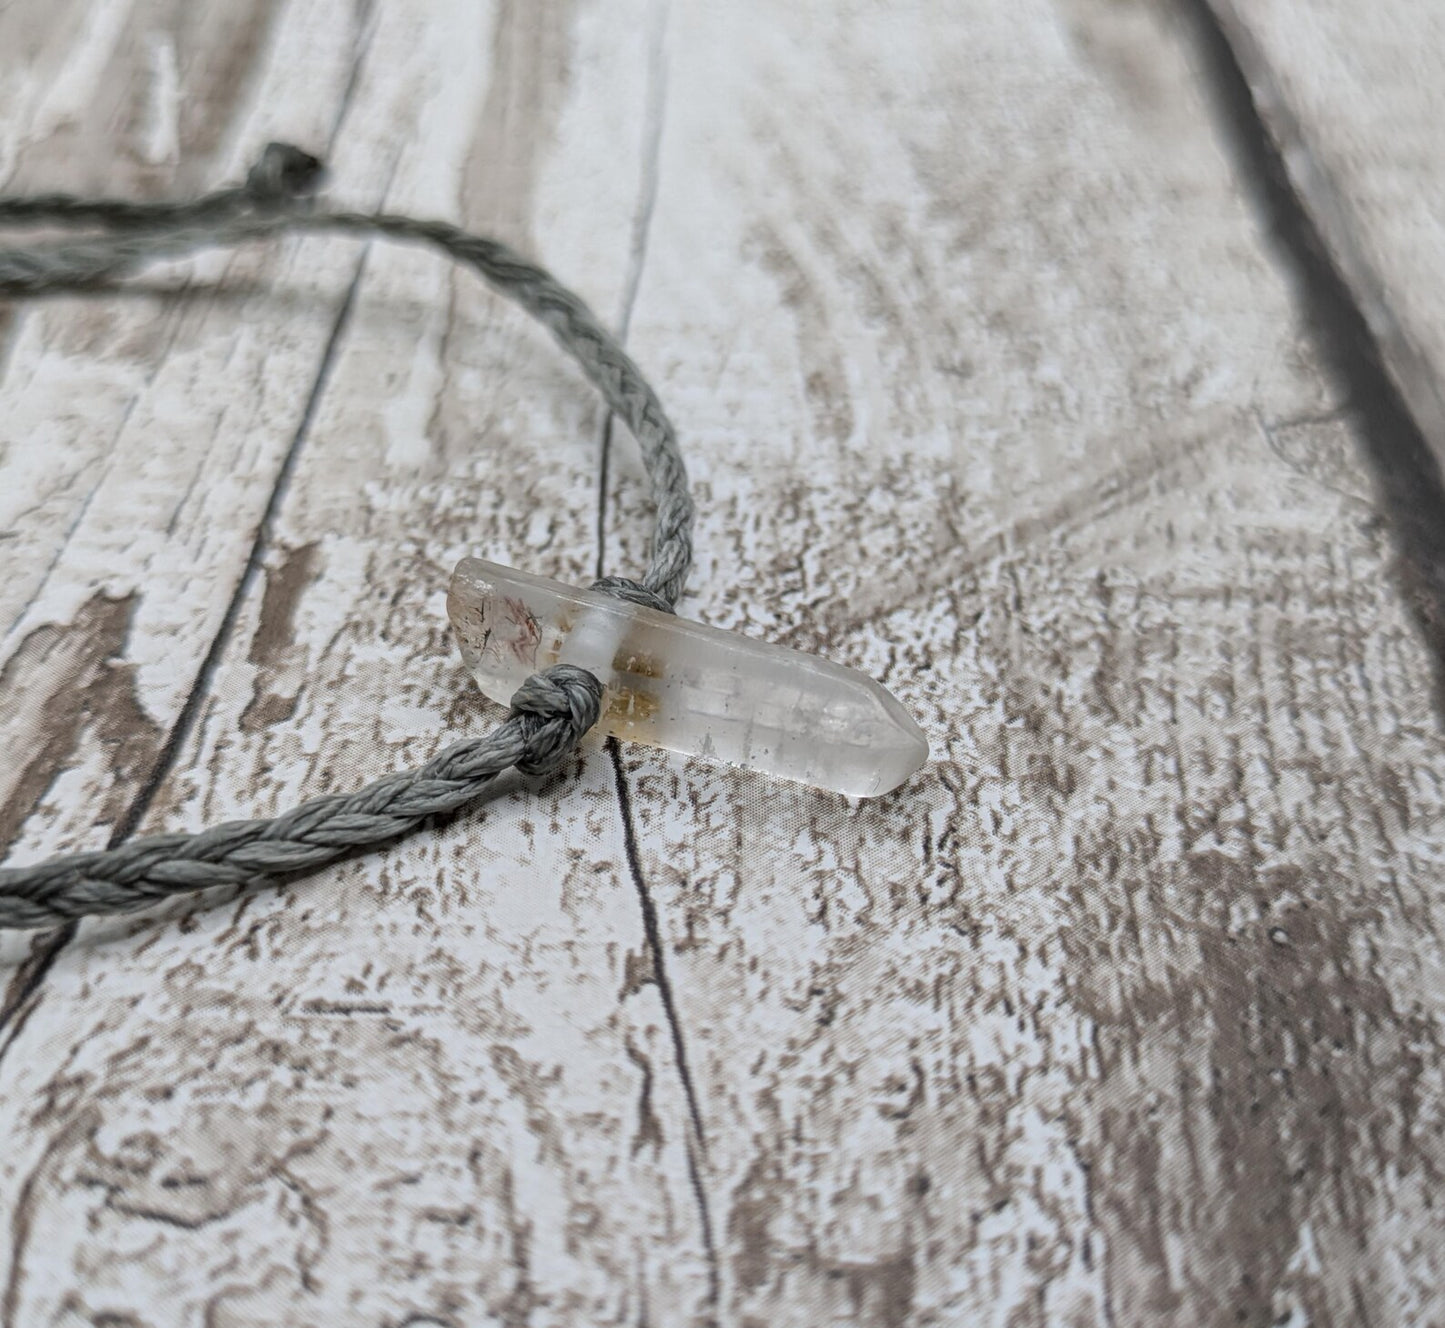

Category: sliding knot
[591, 576, 674, 615]
[509, 664, 604, 776]
[244, 142, 326, 209]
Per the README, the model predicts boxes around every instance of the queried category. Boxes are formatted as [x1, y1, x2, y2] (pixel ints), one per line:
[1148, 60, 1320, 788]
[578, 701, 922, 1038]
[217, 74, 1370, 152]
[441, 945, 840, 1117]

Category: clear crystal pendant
[447, 559, 929, 797]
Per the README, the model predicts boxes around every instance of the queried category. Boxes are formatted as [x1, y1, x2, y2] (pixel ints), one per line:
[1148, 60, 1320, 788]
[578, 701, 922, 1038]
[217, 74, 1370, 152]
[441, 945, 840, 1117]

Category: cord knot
[244, 142, 326, 209]
[591, 576, 675, 615]
[509, 664, 604, 776]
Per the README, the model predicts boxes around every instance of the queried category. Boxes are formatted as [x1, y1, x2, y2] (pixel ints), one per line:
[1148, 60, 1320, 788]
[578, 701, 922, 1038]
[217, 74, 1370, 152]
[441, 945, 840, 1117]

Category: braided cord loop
[0, 146, 693, 928]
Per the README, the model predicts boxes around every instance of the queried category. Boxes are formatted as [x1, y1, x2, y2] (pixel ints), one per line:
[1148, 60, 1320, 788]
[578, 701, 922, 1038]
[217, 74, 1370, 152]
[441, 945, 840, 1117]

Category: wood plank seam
[1182, 0, 1445, 691]
[592, 4, 724, 1313]
[1199, 0, 1445, 467]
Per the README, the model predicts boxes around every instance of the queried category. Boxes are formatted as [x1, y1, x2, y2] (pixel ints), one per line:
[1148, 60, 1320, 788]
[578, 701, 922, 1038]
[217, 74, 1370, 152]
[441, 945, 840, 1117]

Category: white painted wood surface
[1206, 0, 1445, 468]
[2, 2, 1443, 1325]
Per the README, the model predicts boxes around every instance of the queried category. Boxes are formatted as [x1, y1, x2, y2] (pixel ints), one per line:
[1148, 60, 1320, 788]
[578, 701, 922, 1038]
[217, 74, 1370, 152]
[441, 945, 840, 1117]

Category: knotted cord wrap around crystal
[507, 665, 604, 777]
[449, 560, 930, 797]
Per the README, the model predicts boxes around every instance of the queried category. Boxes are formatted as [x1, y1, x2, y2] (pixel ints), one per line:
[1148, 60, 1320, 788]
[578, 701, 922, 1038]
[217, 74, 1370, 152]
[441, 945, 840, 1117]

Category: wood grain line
[323, 0, 378, 163]
[0, 929, 69, 1075]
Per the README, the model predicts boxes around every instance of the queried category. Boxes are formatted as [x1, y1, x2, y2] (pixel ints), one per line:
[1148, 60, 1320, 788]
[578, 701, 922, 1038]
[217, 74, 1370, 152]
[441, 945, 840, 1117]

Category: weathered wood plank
[1, 3, 712, 1325]
[1204, 0, 1445, 471]
[1, 1, 1443, 1326]
[605, 2, 1445, 1324]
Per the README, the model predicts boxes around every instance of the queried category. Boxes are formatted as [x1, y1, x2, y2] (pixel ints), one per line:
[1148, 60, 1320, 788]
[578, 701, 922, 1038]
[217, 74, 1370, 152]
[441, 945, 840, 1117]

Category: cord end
[245, 142, 327, 207]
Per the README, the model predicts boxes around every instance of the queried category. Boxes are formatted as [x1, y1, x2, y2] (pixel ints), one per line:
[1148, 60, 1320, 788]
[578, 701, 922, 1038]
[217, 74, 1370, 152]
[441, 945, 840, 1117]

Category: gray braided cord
[0, 144, 694, 929]
[0, 140, 323, 228]
[0, 145, 694, 606]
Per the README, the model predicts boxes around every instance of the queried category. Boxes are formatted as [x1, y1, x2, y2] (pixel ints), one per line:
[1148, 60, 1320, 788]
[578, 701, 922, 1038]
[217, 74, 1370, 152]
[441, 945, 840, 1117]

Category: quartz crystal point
[447, 558, 929, 797]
